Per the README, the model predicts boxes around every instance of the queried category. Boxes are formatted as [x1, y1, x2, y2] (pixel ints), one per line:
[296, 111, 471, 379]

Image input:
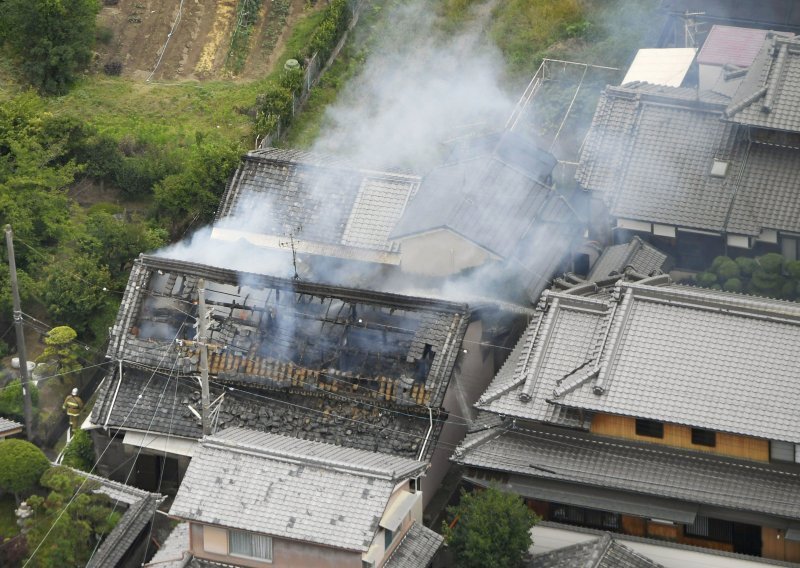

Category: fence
[258, 0, 363, 148]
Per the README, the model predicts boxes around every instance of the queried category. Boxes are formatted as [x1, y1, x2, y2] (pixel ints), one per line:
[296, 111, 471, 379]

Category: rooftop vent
[710, 159, 729, 177]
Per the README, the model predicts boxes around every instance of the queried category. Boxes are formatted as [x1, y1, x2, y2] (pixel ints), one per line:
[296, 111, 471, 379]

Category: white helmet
[71, 388, 78, 396]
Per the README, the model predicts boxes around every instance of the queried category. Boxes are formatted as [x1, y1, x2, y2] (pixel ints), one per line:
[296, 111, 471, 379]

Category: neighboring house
[76, 468, 163, 568]
[696, 25, 768, 96]
[213, 131, 580, 303]
[660, 1, 800, 36]
[88, 254, 490, 505]
[0, 416, 22, 438]
[578, 33, 800, 269]
[150, 428, 441, 568]
[531, 532, 663, 568]
[454, 276, 800, 562]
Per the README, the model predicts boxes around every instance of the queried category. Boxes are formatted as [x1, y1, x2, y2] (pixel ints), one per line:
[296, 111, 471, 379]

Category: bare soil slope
[95, 0, 309, 81]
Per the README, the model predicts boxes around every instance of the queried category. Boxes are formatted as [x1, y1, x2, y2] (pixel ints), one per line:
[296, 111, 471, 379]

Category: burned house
[455, 276, 800, 562]
[211, 130, 580, 303]
[89, 254, 474, 503]
[578, 33, 800, 269]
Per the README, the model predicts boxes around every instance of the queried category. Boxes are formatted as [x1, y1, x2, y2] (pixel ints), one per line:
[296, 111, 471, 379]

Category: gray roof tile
[531, 533, 663, 568]
[455, 425, 800, 520]
[383, 521, 443, 568]
[215, 148, 418, 256]
[479, 280, 800, 443]
[145, 522, 191, 567]
[170, 428, 426, 552]
[578, 81, 800, 237]
[587, 237, 669, 281]
[0, 416, 23, 436]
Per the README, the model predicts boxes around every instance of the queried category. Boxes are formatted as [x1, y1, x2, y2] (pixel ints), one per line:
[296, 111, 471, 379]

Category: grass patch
[0, 494, 18, 539]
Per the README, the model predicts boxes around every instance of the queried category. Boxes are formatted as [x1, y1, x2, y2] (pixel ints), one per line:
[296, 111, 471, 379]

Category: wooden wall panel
[621, 515, 647, 537]
[762, 527, 800, 562]
[678, 535, 733, 552]
[646, 521, 678, 540]
[590, 414, 769, 462]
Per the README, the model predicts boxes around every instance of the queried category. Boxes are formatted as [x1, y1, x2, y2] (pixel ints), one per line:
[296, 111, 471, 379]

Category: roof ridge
[202, 433, 424, 481]
[588, 533, 613, 568]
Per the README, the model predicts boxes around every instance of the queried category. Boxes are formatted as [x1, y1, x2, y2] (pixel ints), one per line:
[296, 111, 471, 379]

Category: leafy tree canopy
[443, 487, 539, 568]
[25, 466, 120, 567]
[1, 0, 101, 95]
[0, 379, 40, 422]
[61, 429, 94, 472]
[0, 439, 50, 501]
[36, 325, 83, 381]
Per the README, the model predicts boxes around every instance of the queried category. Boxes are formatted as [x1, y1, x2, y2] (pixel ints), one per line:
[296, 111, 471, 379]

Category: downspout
[417, 406, 434, 461]
[103, 359, 124, 430]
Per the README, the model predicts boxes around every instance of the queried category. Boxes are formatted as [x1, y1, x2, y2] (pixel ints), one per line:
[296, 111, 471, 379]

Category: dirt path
[95, 0, 314, 82]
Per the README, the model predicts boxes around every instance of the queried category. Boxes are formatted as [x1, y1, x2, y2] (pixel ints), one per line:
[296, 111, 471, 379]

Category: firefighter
[63, 388, 83, 432]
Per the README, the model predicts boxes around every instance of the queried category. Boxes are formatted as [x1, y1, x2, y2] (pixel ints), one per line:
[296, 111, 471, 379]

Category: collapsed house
[211, 130, 580, 303]
[88, 254, 482, 503]
[455, 276, 800, 562]
[578, 33, 800, 269]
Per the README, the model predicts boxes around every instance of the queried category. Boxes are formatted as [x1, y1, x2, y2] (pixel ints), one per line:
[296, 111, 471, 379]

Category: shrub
[735, 256, 758, 276]
[723, 278, 742, 292]
[62, 429, 95, 472]
[714, 258, 740, 280]
[709, 255, 732, 272]
[0, 440, 50, 501]
[757, 252, 784, 274]
[0, 379, 40, 422]
[786, 260, 800, 280]
[751, 269, 785, 296]
[279, 67, 304, 93]
[103, 61, 123, 76]
[695, 272, 717, 287]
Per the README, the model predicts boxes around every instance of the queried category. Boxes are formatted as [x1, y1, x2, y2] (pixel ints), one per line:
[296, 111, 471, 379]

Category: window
[691, 428, 716, 447]
[384, 529, 394, 550]
[685, 516, 733, 543]
[550, 504, 620, 531]
[770, 440, 800, 463]
[229, 529, 272, 561]
[635, 419, 664, 438]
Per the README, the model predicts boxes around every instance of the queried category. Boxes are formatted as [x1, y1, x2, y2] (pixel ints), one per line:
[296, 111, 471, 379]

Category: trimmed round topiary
[723, 278, 742, 292]
[735, 256, 758, 277]
[695, 272, 718, 287]
[715, 258, 740, 280]
[0, 439, 50, 499]
[757, 252, 785, 274]
[710, 255, 732, 272]
[785, 260, 800, 281]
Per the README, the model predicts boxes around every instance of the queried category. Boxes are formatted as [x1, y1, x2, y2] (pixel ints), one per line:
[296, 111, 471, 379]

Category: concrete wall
[399, 230, 495, 277]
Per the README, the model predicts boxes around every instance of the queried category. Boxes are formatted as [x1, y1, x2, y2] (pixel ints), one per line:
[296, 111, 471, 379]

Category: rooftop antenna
[683, 11, 706, 48]
[280, 225, 302, 280]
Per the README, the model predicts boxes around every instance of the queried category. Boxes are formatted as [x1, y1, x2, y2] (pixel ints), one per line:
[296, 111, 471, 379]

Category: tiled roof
[383, 521, 443, 568]
[478, 279, 800, 443]
[697, 25, 769, 68]
[727, 34, 800, 133]
[0, 416, 23, 436]
[454, 425, 800, 520]
[169, 428, 427, 552]
[577, 82, 800, 236]
[215, 147, 419, 256]
[145, 522, 191, 567]
[91, 367, 440, 460]
[87, 495, 160, 568]
[531, 533, 663, 568]
[587, 237, 669, 281]
[391, 131, 562, 258]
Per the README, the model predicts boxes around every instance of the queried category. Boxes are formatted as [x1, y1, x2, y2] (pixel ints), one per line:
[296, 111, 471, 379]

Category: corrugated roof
[697, 26, 769, 67]
[532, 533, 664, 568]
[169, 428, 426, 552]
[454, 425, 800, 520]
[0, 416, 23, 436]
[479, 280, 800, 443]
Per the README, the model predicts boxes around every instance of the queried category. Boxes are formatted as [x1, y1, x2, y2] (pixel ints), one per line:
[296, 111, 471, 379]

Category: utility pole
[197, 279, 211, 435]
[4, 225, 33, 440]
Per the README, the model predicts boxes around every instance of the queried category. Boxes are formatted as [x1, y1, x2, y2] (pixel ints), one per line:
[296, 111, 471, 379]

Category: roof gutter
[417, 406, 434, 461]
[104, 359, 124, 430]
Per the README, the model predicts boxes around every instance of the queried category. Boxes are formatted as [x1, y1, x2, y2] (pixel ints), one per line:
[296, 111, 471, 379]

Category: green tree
[61, 429, 94, 472]
[25, 466, 120, 567]
[443, 487, 539, 568]
[0, 439, 50, 504]
[36, 325, 83, 383]
[0, 379, 40, 422]
[40, 253, 112, 336]
[1, 0, 101, 95]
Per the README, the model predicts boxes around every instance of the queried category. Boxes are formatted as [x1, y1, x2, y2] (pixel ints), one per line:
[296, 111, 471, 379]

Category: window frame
[228, 529, 273, 562]
[690, 428, 716, 447]
[635, 418, 664, 439]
